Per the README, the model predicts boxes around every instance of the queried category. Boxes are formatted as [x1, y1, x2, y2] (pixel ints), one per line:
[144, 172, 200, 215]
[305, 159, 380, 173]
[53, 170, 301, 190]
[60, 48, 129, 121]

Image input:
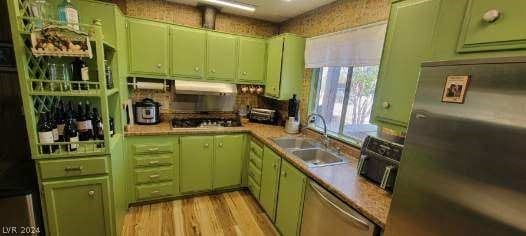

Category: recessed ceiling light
[202, 0, 256, 12]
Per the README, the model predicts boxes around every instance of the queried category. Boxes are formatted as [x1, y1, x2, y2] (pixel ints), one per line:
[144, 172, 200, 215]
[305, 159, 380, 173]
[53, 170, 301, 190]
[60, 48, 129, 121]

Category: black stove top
[171, 117, 242, 128]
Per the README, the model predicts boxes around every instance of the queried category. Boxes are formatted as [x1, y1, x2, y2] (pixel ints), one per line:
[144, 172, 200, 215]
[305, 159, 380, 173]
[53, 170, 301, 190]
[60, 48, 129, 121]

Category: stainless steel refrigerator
[384, 57, 526, 236]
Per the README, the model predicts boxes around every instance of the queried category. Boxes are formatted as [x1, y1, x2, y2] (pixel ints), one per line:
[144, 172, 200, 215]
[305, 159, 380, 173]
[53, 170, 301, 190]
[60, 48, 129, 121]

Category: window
[310, 66, 379, 144]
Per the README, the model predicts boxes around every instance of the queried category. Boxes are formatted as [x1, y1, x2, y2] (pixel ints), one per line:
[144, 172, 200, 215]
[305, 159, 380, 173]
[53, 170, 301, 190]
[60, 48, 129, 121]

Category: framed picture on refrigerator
[442, 75, 470, 103]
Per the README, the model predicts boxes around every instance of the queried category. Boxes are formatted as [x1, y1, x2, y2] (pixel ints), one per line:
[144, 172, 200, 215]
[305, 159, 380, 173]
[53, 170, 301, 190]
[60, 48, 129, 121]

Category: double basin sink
[272, 137, 347, 168]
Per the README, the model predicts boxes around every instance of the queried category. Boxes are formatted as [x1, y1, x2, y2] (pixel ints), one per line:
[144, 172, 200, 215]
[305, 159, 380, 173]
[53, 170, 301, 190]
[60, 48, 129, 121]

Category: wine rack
[7, 0, 122, 159]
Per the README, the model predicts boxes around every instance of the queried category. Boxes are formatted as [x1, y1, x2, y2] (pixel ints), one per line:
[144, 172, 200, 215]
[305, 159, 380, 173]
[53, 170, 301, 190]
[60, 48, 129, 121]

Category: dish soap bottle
[57, 0, 79, 30]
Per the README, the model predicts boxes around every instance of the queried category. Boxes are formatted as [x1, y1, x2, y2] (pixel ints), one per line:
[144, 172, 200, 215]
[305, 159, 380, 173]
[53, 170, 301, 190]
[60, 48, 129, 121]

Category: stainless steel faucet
[307, 113, 330, 148]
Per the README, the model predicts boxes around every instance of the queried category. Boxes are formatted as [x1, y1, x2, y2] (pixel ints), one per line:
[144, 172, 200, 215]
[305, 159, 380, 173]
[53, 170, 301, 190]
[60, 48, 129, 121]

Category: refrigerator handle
[357, 155, 368, 175]
[381, 165, 396, 189]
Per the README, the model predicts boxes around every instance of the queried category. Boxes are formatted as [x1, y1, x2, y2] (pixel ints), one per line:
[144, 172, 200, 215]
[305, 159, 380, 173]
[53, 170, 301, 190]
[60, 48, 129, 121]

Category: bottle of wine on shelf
[109, 116, 115, 137]
[92, 107, 104, 147]
[38, 112, 54, 154]
[67, 101, 77, 122]
[76, 102, 93, 141]
[63, 109, 79, 151]
[71, 58, 89, 90]
[50, 111, 59, 152]
[85, 102, 94, 137]
[55, 101, 66, 142]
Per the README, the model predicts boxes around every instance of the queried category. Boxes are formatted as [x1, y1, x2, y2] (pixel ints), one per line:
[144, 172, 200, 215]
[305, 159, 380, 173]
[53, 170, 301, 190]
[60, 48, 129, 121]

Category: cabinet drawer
[38, 156, 109, 180]
[458, 0, 526, 52]
[134, 167, 174, 184]
[248, 176, 260, 199]
[250, 140, 263, 157]
[248, 162, 262, 185]
[249, 151, 263, 169]
[133, 143, 174, 155]
[134, 154, 174, 168]
[136, 182, 174, 200]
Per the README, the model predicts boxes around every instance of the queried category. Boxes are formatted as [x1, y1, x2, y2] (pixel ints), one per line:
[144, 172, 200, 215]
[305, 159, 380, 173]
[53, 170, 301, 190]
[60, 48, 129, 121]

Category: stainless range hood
[172, 81, 238, 112]
[173, 80, 237, 96]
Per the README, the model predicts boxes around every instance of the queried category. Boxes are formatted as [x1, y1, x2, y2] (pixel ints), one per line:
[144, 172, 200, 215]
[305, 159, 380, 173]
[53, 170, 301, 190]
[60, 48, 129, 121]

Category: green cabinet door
[171, 26, 206, 78]
[275, 160, 306, 236]
[238, 37, 266, 83]
[42, 176, 112, 236]
[77, 0, 116, 46]
[372, 0, 441, 130]
[127, 18, 169, 76]
[207, 32, 237, 81]
[213, 134, 245, 189]
[265, 36, 284, 97]
[180, 136, 213, 193]
[259, 147, 282, 221]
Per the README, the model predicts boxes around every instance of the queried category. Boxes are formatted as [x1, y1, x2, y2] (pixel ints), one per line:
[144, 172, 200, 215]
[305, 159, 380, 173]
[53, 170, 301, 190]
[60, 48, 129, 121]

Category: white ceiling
[168, 0, 337, 23]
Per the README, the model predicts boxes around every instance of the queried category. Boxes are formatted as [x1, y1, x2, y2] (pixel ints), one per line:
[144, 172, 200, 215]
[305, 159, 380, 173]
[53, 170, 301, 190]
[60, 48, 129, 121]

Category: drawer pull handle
[148, 147, 160, 152]
[483, 9, 501, 23]
[194, 67, 200, 71]
[151, 190, 161, 195]
[65, 166, 83, 171]
[88, 190, 95, 198]
[149, 174, 160, 179]
[149, 161, 160, 165]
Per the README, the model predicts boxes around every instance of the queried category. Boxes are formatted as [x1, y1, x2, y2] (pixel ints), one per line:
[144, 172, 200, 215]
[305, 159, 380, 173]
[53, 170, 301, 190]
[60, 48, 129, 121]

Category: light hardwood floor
[122, 190, 278, 236]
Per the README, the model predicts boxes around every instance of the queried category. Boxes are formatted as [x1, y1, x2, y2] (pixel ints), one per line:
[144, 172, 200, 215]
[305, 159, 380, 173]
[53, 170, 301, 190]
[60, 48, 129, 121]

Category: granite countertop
[125, 121, 392, 228]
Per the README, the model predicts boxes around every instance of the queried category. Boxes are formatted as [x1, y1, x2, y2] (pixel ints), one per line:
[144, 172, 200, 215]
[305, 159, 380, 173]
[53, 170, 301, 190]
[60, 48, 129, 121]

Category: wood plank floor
[122, 190, 278, 236]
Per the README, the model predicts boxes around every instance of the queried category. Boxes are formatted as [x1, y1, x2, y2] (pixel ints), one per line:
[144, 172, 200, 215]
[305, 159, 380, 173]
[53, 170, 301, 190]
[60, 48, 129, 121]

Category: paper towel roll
[136, 81, 165, 90]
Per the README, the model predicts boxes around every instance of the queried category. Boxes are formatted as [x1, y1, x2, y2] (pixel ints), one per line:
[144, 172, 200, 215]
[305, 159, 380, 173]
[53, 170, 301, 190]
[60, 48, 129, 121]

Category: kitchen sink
[272, 137, 319, 150]
[291, 148, 347, 167]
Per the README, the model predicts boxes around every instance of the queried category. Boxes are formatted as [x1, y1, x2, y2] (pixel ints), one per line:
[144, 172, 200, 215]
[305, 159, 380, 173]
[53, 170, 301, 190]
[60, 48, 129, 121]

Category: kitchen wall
[279, 0, 390, 124]
[119, 0, 279, 38]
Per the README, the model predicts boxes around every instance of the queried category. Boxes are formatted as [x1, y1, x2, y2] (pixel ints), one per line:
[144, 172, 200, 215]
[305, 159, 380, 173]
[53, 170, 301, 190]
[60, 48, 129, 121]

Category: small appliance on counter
[248, 108, 278, 124]
[357, 135, 404, 192]
[133, 98, 161, 125]
[285, 94, 300, 134]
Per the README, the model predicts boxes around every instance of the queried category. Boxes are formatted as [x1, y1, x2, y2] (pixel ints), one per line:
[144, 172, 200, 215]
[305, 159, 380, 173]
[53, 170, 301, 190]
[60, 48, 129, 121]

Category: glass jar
[30, 0, 51, 29]
[49, 63, 71, 91]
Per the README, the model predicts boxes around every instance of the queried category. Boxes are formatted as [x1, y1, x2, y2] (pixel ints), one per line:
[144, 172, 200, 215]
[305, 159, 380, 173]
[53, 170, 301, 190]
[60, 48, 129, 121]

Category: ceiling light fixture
[202, 0, 256, 12]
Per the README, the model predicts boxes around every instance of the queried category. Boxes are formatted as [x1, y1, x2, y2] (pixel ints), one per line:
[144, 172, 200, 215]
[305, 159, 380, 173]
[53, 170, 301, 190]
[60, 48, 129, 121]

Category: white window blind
[304, 21, 387, 68]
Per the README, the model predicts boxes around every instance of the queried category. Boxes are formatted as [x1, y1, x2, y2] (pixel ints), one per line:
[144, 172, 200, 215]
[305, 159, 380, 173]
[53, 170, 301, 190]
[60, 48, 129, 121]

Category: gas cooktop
[171, 117, 242, 128]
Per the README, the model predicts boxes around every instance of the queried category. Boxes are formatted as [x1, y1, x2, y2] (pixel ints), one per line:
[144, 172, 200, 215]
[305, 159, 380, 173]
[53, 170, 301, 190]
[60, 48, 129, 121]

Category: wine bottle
[109, 116, 115, 137]
[67, 101, 77, 122]
[84, 101, 94, 137]
[71, 58, 88, 90]
[92, 107, 104, 148]
[55, 101, 66, 141]
[63, 109, 79, 151]
[50, 111, 59, 152]
[76, 102, 92, 141]
[37, 112, 54, 154]
[57, 0, 80, 30]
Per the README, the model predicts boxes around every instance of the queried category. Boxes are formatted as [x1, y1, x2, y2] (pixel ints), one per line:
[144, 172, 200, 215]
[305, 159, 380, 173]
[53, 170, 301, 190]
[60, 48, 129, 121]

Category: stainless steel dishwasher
[300, 181, 378, 236]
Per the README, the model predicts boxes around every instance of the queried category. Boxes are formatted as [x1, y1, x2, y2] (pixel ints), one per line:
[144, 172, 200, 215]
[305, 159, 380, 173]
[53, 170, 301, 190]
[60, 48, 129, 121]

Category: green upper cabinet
[265, 34, 305, 100]
[259, 147, 282, 222]
[431, 0, 526, 60]
[372, 0, 441, 130]
[76, 0, 116, 46]
[238, 37, 267, 83]
[457, 0, 526, 53]
[170, 26, 206, 78]
[275, 160, 306, 236]
[42, 177, 112, 236]
[180, 135, 214, 193]
[213, 134, 245, 189]
[207, 32, 238, 81]
[127, 18, 169, 76]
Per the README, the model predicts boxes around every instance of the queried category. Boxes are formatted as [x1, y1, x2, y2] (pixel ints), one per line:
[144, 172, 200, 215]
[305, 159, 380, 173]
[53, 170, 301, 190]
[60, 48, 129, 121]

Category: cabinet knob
[483, 9, 501, 23]
[272, 163, 277, 169]
[151, 190, 161, 195]
[194, 67, 200, 71]
[211, 69, 216, 73]
[243, 72, 247, 75]
[88, 190, 95, 197]
[157, 64, 162, 68]
[148, 147, 159, 152]
[281, 171, 287, 177]
[149, 174, 160, 179]
[64, 166, 83, 171]
[149, 160, 160, 165]
[204, 143, 209, 148]
[218, 143, 223, 147]
[382, 102, 390, 109]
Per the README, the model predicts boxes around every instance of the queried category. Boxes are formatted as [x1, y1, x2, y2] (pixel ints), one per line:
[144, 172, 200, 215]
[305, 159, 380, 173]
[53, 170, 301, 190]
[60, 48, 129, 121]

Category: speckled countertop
[125, 121, 392, 228]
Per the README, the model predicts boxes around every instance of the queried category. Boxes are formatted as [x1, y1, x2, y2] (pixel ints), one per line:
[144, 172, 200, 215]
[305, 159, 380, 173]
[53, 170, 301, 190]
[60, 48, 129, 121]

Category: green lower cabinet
[42, 176, 113, 236]
[275, 160, 307, 236]
[259, 147, 282, 221]
[180, 136, 214, 193]
[213, 134, 245, 189]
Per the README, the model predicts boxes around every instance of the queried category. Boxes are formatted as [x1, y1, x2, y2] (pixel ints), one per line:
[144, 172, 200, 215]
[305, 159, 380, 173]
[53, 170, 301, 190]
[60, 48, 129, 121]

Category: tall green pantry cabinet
[6, 0, 128, 235]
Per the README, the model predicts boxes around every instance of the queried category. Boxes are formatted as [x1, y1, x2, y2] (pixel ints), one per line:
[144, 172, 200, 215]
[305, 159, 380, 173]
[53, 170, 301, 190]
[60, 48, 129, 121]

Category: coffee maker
[285, 94, 300, 134]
